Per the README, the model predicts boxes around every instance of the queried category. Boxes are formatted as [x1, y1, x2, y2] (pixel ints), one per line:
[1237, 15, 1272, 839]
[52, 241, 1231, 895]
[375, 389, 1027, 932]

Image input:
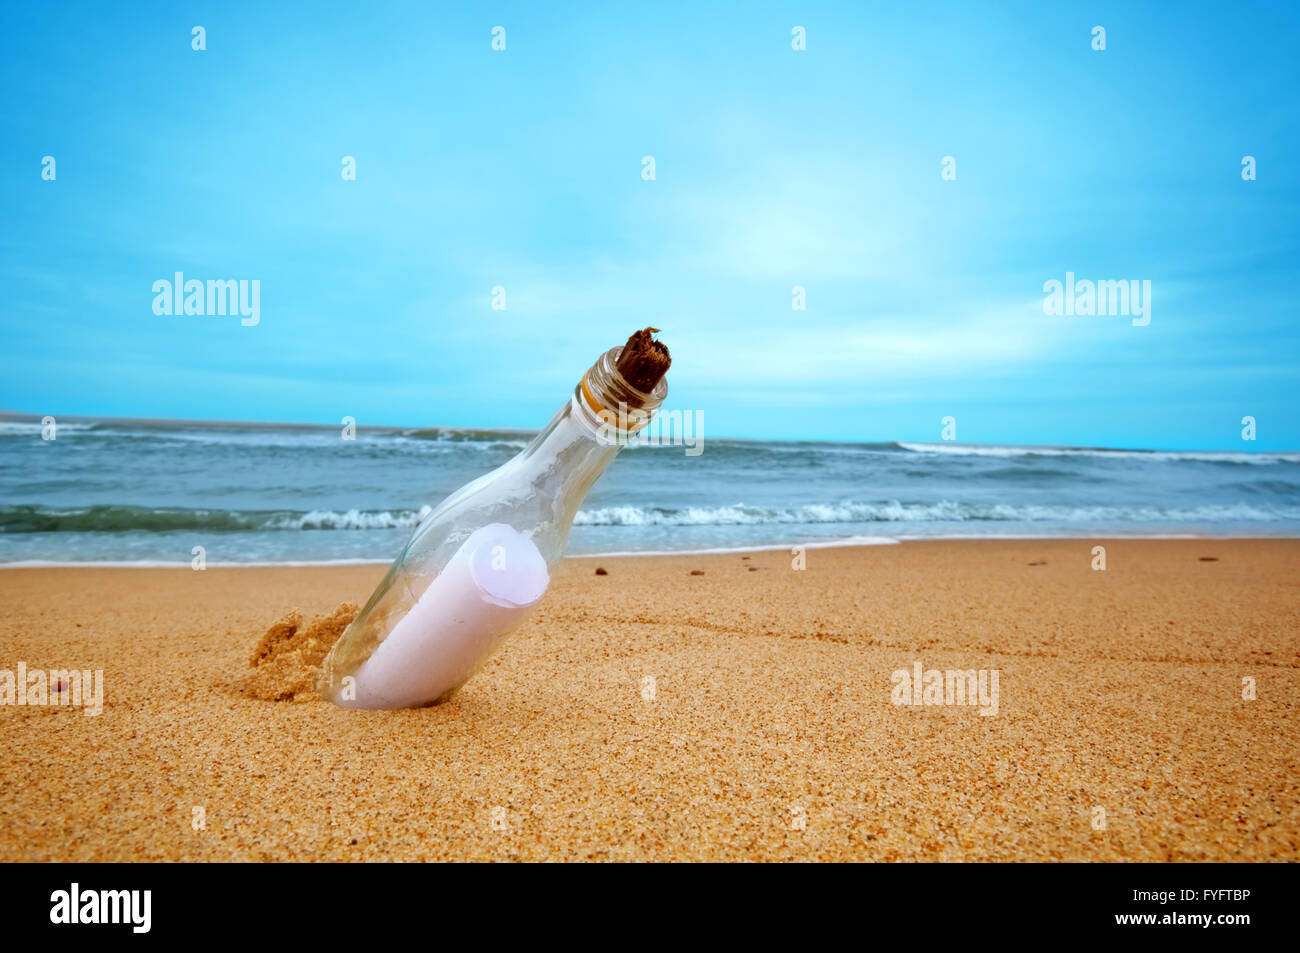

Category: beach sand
[2, 539, 1296, 862]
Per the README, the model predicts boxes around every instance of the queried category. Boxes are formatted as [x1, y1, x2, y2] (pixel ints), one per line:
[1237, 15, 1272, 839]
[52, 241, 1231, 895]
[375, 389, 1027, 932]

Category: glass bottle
[318, 341, 667, 709]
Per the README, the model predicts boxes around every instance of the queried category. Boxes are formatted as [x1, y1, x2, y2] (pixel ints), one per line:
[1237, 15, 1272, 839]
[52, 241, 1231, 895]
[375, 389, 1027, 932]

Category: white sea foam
[572, 500, 1300, 526]
[267, 508, 425, 530]
[897, 442, 1300, 464]
[0, 421, 98, 436]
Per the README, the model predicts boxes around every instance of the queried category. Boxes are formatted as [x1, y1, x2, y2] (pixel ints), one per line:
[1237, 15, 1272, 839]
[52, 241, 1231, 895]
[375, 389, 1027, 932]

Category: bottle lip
[576, 345, 667, 434]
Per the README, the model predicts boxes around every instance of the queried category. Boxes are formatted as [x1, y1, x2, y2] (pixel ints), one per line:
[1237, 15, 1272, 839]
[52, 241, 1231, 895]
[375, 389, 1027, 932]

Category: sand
[1, 539, 1297, 862]
[242, 603, 358, 702]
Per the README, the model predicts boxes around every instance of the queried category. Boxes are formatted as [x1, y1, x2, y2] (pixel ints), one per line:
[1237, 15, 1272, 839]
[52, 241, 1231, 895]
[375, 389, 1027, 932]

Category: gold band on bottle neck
[579, 372, 605, 415]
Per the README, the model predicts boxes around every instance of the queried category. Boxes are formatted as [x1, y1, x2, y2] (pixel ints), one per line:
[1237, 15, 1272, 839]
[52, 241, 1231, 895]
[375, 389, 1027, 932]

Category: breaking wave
[572, 500, 1300, 526]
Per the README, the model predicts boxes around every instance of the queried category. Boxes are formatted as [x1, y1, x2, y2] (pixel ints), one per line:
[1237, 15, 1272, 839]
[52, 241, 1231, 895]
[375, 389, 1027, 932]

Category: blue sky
[2, 1, 1297, 449]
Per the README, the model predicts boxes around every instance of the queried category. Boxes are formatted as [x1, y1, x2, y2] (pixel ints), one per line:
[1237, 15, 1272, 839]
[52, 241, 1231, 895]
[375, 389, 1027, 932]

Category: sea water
[1, 417, 1298, 565]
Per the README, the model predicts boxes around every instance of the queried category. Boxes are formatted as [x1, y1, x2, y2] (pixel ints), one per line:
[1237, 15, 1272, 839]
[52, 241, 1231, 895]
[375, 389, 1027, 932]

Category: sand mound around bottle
[241, 602, 358, 702]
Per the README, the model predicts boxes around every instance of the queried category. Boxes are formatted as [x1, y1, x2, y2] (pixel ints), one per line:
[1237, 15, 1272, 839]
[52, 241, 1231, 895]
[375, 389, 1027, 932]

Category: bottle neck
[507, 345, 669, 562]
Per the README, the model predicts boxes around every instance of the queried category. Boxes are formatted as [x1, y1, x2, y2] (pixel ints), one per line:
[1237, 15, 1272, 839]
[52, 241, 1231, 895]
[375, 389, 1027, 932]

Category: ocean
[2, 417, 1298, 565]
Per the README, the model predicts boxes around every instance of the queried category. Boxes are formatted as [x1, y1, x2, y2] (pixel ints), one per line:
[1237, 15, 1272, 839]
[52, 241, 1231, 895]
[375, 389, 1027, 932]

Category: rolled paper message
[332, 522, 549, 709]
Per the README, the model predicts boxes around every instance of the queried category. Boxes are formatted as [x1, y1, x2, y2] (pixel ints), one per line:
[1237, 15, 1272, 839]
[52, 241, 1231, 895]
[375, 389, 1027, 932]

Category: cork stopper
[614, 327, 671, 393]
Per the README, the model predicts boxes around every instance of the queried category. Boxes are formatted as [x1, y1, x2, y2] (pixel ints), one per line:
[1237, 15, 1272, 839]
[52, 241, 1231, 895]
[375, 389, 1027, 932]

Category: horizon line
[1, 411, 1294, 456]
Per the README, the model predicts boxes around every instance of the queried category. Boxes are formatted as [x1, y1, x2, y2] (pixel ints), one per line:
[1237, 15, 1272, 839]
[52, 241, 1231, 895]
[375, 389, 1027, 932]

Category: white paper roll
[336, 522, 549, 709]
